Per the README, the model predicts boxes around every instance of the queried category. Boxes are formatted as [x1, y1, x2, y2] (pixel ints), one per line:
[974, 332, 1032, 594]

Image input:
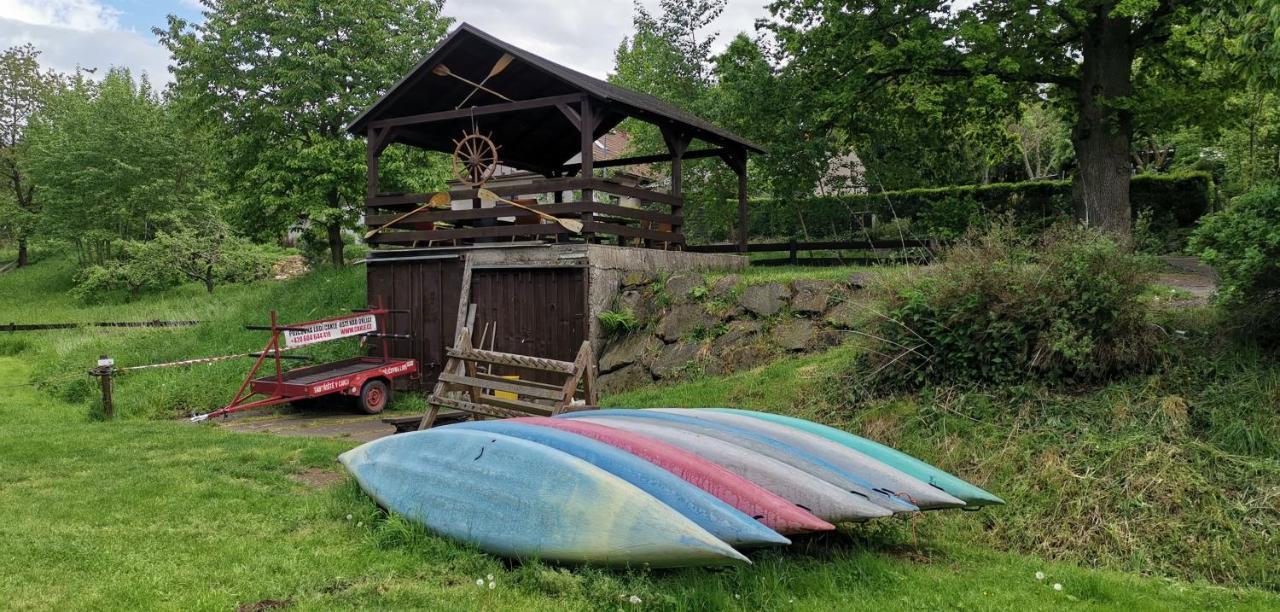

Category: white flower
[1035, 571, 1045, 580]
[356, 522, 363, 527]
[487, 574, 494, 581]
[475, 579, 485, 587]
[345, 514, 353, 520]
[628, 595, 642, 604]
[1053, 583, 1063, 592]
[488, 581, 495, 590]
[734, 594, 740, 600]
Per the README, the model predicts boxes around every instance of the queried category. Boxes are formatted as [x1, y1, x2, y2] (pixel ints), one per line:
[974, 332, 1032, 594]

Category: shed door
[367, 258, 464, 386]
[469, 267, 587, 383]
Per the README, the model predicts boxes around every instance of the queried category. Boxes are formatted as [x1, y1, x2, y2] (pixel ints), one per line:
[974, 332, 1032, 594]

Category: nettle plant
[856, 221, 1161, 391]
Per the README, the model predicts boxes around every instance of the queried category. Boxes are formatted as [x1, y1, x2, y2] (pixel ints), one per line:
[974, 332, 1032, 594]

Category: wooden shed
[349, 23, 758, 387]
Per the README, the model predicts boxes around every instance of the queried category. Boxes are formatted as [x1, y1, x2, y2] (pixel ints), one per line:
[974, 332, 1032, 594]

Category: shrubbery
[71, 218, 283, 301]
[732, 173, 1214, 245]
[854, 222, 1161, 391]
[1189, 183, 1280, 346]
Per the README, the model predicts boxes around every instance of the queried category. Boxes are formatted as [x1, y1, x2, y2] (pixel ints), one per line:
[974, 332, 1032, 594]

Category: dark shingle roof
[346, 23, 763, 172]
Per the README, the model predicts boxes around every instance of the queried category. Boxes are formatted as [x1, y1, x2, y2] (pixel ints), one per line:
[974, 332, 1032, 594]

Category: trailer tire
[358, 379, 390, 414]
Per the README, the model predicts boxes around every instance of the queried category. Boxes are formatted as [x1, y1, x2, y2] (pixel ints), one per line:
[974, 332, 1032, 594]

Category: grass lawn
[2, 258, 1278, 610]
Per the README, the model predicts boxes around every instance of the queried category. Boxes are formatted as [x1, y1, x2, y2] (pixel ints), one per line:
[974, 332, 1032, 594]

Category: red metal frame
[190, 303, 416, 422]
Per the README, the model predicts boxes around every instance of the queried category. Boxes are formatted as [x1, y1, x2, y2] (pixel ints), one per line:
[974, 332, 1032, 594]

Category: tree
[24, 68, 205, 265]
[765, 0, 1278, 237]
[157, 0, 453, 266]
[0, 44, 60, 267]
[1009, 102, 1072, 180]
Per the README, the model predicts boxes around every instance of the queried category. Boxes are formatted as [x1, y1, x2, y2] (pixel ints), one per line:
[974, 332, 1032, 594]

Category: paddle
[477, 188, 584, 234]
[431, 64, 512, 102]
[455, 53, 514, 109]
[364, 192, 452, 239]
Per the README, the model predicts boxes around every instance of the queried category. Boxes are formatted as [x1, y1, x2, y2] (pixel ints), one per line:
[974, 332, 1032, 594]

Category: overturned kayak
[339, 428, 749, 567]
[655, 409, 965, 510]
[517, 416, 835, 535]
[570, 415, 893, 522]
[443, 419, 790, 548]
[707, 408, 1005, 507]
[564, 409, 918, 514]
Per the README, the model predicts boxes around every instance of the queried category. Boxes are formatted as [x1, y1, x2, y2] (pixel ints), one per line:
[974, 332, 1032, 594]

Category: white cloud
[0, 0, 120, 31]
[445, 0, 773, 79]
[0, 18, 171, 82]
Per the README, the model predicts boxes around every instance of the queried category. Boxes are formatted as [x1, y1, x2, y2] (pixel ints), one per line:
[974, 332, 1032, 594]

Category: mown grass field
[1, 258, 1277, 610]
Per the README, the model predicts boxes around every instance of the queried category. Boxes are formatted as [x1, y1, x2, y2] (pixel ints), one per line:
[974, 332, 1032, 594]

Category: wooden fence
[687, 238, 937, 266]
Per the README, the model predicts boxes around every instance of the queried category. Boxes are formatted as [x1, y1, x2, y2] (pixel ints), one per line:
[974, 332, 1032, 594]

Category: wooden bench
[410, 326, 598, 430]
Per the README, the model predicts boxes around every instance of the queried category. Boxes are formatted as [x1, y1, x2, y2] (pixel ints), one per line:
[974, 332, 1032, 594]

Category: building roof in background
[346, 23, 763, 174]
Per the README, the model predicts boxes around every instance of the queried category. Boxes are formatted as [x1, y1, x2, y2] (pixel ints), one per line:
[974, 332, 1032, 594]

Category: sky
[0, 0, 776, 83]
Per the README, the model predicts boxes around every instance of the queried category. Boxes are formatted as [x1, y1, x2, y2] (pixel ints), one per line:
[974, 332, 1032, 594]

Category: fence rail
[687, 238, 937, 265]
[4, 320, 200, 333]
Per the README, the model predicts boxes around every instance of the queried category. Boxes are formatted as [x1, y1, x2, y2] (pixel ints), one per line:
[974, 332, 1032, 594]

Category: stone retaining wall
[595, 271, 876, 395]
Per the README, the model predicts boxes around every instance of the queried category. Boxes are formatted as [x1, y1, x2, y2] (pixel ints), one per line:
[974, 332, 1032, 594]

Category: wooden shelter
[348, 24, 757, 389]
[348, 23, 764, 250]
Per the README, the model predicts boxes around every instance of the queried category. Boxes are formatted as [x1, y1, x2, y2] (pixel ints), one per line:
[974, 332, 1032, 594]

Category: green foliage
[856, 223, 1160, 390]
[737, 173, 1214, 245]
[157, 0, 453, 265]
[598, 308, 641, 338]
[70, 219, 282, 301]
[0, 44, 61, 264]
[1189, 184, 1280, 345]
[23, 68, 203, 264]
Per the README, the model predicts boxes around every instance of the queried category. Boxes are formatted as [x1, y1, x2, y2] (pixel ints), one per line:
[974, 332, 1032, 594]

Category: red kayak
[515, 417, 834, 535]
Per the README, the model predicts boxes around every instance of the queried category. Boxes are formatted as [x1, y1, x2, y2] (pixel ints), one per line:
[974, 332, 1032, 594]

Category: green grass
[706, 264, 883, 287]
[2, 255, 1279, 609]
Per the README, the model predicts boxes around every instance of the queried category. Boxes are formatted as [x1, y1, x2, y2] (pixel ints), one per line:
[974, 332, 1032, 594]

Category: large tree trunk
[1071, 5, 1134, 238]
[17, 237, 28, 267]
[326, 222, 345, 267]
[326, 188, 345, 267]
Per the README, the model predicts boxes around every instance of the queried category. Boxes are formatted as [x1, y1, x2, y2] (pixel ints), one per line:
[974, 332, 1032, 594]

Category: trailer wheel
[358, 380, 390, 414]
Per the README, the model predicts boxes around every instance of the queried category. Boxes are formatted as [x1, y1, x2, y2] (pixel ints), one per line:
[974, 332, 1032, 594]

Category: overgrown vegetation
[1190, 183, 1280, 346]
[853, 223, 1160, 391]
[599, 308, 642, 338]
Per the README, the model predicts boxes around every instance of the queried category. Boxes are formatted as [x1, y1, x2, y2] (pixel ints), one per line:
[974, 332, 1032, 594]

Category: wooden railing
[365, 177, 684, 248]
[687, 238, 937, 266]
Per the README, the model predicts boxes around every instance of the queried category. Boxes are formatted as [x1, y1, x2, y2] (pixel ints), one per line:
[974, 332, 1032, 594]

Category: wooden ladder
[414, 326, 598, 430]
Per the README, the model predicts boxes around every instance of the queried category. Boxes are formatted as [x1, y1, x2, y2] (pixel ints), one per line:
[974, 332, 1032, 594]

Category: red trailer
[191, 307, 417, 422]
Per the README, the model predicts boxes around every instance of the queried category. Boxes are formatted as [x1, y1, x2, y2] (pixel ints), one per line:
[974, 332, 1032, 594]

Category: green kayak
[706, 408, 1004, 507]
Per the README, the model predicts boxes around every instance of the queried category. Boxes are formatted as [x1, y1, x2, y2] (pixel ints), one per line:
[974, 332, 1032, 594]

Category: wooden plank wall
[468, 267, 587, 384]
[367, 258, 464, 387]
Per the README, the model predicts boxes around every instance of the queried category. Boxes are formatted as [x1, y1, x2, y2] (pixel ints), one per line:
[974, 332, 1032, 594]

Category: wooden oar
[477, 188, 584, 233]
[364, 192, 452, 239]
[456, 54, 514, 109]
[431, 64, 512, 102]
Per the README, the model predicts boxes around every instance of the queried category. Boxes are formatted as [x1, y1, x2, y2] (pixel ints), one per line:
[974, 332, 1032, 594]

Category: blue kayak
[446, 420, 789, 548]
[339, 428, 749, 567]
[562, 409, 918, 513]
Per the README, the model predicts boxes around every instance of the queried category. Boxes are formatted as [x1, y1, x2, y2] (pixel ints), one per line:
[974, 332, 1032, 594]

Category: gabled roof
[346, 23, 763, 174]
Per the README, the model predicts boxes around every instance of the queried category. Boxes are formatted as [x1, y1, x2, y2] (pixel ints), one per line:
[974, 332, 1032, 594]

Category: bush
[740, 173, 1214, 244]
[1189, 184, 1280, 345]
[855, 221, 1161, 391]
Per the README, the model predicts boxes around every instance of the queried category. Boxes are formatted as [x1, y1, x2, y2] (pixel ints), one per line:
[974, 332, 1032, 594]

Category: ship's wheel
[452, 129, 501, 187]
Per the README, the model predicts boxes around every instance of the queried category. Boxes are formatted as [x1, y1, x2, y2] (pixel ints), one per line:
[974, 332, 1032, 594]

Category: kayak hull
[570, 415, 893, 523]
[709, 408, 1005, 507]
[517, 416, 834, 535]
[339, 429, 749, 566]
[443, 419, 789, 548]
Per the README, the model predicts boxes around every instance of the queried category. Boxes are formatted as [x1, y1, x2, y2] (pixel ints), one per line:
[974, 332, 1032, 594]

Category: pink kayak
[514, 417, 835, 535]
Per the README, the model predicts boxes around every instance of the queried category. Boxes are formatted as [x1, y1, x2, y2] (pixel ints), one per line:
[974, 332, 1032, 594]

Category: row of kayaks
[339, 408, 1003, 567]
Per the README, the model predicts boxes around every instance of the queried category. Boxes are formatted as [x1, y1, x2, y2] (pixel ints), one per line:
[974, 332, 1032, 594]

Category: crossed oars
[431, 53, 516, 108]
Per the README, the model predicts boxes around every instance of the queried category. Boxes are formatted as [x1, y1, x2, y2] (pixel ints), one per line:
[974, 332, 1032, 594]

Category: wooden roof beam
[369, 93, 586, 130]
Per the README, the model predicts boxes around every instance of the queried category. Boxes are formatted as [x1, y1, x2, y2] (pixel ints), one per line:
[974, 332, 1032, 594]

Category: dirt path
[1154, 256, 1217, 308]
[218, 405, 398, 442]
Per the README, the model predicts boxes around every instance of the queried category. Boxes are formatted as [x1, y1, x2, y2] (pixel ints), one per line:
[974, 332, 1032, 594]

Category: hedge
[741, 172, 1215, 242]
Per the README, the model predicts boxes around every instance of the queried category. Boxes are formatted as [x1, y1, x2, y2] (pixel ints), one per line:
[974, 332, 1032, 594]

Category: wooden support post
[579, 96, 595, 240]
[788, 239, 798, 264]
[90, 355, 114, 419]
[366, 127, 387, 200]
[662, 127, 691, 250]
[721, 148, 750, 254]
